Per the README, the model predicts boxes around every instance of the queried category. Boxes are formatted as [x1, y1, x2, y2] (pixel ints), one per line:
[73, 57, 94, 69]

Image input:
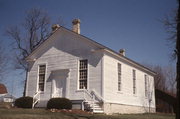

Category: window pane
[145, 75, 148, 97]
[133, 70, 136, 94]
[79, 60, 88, 89]
[39, 65, 46, 74]
[118, 63, 121, 91]
[38, 65, 46, 91]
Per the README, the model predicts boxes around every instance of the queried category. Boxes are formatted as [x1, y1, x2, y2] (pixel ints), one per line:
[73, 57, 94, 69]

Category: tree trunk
[176, 1, 180, 119]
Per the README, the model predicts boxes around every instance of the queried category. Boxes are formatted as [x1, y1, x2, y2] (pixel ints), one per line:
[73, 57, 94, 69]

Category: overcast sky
[0, 0, 177, 97]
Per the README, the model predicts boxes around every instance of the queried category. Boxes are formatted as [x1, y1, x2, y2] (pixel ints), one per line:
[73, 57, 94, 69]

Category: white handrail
[33, 91, 40, 98]
[32, 91, 40, 109]
[83, 89, 93, 100]
[82, 89, 104, 112]
[91, 89, 104, 102]
[83, 89, 104, 102]
[82, 88, 92, 111]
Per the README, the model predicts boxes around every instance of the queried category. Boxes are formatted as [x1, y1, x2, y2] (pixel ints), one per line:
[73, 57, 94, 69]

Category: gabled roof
[26, 26, 156, 76]
[0, 83, 7, 94]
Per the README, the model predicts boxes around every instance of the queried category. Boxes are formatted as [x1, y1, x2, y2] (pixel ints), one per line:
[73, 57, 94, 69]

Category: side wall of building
[103, 52, 156, 113]
[104, 103, 155, 114]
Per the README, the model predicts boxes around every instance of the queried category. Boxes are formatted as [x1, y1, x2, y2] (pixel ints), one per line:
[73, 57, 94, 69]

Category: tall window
[79, 59, 88, 89]
[38, 65, 46, 91]
[118, 63, 122, 91]
[145, 74, 148, 97]
[133, 69, 136, 94]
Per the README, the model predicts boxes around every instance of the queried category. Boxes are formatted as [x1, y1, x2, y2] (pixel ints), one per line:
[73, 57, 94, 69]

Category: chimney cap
[119, 49, 125, 56]
[52, 24, 60, 31]
[72, 19, 80, 25]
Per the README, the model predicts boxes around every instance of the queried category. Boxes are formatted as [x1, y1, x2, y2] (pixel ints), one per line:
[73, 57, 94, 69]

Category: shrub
[47, 98, 72, 109]
[14, 96, 33, 108]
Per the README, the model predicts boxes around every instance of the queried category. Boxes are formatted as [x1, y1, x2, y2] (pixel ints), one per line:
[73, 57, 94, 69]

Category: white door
[52, 78, 66, 98]
[54, 87, 62, 97]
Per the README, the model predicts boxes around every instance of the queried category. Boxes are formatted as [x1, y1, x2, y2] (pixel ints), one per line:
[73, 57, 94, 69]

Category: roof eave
[25, 27, 61, 61]
[103, 49, 156, 76]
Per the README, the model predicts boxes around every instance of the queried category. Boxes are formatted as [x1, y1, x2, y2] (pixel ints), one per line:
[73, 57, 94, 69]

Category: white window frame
[78, 59, 88, 90]
[132, 69, 136, 95]
[37, 63, 47, 93]
[145, 74, 148, 97]
[117, 63, 122, 91]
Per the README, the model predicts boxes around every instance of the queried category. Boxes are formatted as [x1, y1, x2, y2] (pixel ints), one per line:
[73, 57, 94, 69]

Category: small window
[133, 69, 136, 94]
[118, 63, 122, 91]
[38, 65, 46, 91]
[145, 75, 148, 97]
[79, 60, 88, 89]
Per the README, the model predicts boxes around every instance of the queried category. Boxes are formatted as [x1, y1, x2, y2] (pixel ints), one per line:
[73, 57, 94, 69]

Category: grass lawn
[0, 108, 175, 119]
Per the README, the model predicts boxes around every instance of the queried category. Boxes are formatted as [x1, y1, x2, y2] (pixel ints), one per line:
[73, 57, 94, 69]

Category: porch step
[92, 105, 104, 113]
[93, 110, 104, 113]
[85, 101, 104, 113]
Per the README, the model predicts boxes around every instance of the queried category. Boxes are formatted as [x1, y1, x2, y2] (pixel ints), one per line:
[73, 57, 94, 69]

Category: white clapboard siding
[26, 28, 103, 103]
[103, 52, 155, 108]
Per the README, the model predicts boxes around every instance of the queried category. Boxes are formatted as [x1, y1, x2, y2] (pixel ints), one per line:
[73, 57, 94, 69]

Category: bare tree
[176, 0, 180, 118]
[164, 65, 176, 94]
[144, 64, 167, 90]
[0, 42, 6, 82]
[145, 64, 176, 93]
[143, 64, 177, 113]
[6, 8, 51, 71]
[6, 8, 63, 96]
[164, 9, 177, 60]
[164, 65, 176, 113]
[163, 1, 180, 117]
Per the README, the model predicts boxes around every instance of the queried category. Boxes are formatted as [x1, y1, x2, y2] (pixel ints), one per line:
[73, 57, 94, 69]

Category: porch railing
[82, 88, 104, 111]
[32, 91, 40, 109]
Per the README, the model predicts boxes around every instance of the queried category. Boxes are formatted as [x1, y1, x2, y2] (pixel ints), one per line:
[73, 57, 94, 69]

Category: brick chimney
[72, 19, 80, 34]
[119, 49, 125, 56]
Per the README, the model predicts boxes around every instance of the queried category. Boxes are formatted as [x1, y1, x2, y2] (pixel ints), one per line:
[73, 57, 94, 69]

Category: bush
[47, 98, 72, 109]
[15, 96, 33, 108]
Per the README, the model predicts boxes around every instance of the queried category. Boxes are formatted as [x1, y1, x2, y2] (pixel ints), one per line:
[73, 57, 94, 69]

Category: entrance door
[52, 78, 66, 97]
[50, 69, 69, 98]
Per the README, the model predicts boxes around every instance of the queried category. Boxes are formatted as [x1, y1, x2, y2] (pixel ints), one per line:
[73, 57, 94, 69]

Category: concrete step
[93, 105, 101, 108]
[90, 106, 102, 109]
[93, 110, 104, 113]
[84, 101, 104, 113]
[89, 104, 100, 107]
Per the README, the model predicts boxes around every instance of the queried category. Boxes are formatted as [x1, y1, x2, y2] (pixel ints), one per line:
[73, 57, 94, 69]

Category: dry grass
[0, 108, 175, 119]
[0, 102, 12, 109]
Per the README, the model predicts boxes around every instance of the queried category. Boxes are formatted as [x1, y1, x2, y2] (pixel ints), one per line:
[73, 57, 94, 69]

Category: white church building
[25, 19, 156, 114]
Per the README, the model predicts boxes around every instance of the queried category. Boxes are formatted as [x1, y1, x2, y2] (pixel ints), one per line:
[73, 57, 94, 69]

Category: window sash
[39, 65, 46, 74]
[133, 70, 136, 94]
[145, 75, 148, 97]
[118, 63, 121, 91]
[79, 60, 88, 89]
[38, 65, 46, 91]
[79, 80, 87, 89]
